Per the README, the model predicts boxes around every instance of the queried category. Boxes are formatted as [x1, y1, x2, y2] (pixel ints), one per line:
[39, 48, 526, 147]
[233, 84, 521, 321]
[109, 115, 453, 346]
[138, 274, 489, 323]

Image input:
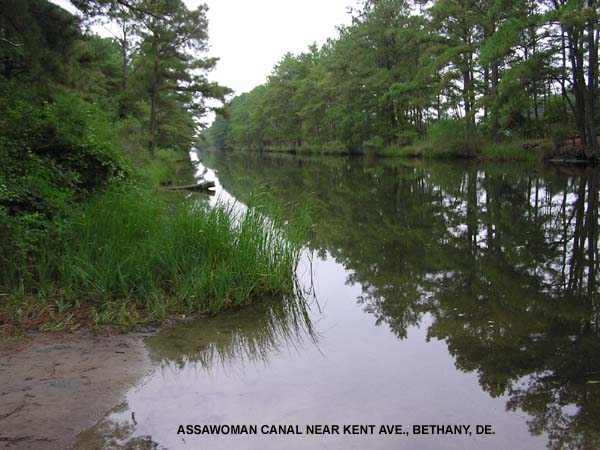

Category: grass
[1, 186, 307, 333]
[480, 141, 535, 161]
[377, 144, 424, 158]
[374, 121, 534, 161]
[232, 141, 351, 156]
[137, 148, 182, 185]
[377, 137, 536, 162]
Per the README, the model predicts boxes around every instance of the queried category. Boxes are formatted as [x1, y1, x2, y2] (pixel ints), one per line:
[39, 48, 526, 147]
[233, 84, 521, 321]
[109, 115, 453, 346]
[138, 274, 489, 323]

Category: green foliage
[0, 0, 81, 85]
[205, 0, 592, 159]
[377, 144, 423, 158]
[137, 148, 181, 185]
[128, 0, 231, 157]
[422, 120, 483, 158]
[70, 35, 123, 105]
[0, 85, 126, 276]
[115, 116, 148, 161]
[396, 130, 419, 146]
[480, 142, 534, 161]
[544, 95, 573, 148]
[363, 135, 386, 153]
[2, 187, 306, 327]
[1, 0, 258, 332]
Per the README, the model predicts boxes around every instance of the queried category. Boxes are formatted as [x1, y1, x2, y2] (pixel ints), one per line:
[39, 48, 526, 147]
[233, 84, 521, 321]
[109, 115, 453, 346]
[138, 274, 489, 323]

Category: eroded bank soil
[0, 331, 150, 450]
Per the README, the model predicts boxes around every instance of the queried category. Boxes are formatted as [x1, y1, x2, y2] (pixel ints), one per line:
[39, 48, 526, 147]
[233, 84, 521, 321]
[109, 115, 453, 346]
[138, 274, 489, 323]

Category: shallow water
[88, 151, 600, 449]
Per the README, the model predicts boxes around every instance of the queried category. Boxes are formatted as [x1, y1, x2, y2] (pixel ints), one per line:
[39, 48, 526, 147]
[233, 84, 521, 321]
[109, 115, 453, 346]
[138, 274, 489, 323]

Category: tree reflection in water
[197, 151, 600, 449]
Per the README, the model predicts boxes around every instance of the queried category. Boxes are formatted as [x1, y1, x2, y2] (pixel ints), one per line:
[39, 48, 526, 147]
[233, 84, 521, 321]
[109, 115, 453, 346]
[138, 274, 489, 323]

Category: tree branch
[115, 0, 165, 20]
[0, 37, 23, 48]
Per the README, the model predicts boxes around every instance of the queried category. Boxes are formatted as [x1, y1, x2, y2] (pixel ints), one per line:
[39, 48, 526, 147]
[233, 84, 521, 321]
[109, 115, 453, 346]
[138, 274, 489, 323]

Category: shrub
[363, 135, 385, 153]
[424, 120, 483, 158]
[0, 87, 127, 275]
[396, 130, 419, 146]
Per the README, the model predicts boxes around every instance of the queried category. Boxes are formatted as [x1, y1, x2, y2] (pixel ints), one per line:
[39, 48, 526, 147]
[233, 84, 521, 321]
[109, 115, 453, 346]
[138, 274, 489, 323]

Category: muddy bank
[0, 331, 151, 450]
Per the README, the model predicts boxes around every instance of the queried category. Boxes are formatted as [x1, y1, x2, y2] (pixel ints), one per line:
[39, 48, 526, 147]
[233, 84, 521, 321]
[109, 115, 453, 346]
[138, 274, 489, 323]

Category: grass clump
[136, 148, 182, 185]
[421, 120, 482, 158]
[480, 141, 534, 161]
[1, 186, 306, 332]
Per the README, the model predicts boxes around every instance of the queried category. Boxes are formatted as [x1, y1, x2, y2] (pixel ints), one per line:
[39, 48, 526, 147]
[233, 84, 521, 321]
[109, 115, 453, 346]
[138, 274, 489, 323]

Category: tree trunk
[568, 30, 588, 150]
[121, 29, 129, 91]
[585, 0, 598, 159]
[561, 30, 567, 99]
[483, 64, 489, 120]
[149, 62, 158, 159]
[585, 168, 598, 292]
[461, 16, 473, 123]
[490, 62, 500, 141]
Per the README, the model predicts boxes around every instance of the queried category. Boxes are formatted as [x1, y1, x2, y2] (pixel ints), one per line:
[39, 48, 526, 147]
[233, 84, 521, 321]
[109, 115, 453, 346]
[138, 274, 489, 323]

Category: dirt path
[0, 331, 151, 450]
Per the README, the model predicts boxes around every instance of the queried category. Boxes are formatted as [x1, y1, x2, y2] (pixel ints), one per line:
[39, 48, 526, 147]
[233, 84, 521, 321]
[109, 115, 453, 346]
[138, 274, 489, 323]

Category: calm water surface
[85, 151, 600, 450]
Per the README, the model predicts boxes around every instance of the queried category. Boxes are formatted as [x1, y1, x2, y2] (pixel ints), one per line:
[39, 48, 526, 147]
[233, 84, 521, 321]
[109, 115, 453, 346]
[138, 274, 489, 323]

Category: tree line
[205, 0, 599, 159]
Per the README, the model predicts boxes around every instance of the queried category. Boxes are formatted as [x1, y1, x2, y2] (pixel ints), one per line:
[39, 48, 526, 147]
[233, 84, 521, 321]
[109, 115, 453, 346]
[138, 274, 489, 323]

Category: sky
[191, 0, 353, 95]
[51, 0, 354, 96]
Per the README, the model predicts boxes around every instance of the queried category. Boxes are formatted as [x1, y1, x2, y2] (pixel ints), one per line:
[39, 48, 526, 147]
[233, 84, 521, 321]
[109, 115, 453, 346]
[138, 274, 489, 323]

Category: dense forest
[205, 0, 599, 160]
[0, 0, 302, 331]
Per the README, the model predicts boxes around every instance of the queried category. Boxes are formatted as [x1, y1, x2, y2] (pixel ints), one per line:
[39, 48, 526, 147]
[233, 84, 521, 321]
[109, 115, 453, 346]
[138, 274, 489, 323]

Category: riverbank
[0, 330, 150, 450]
[212, 137, 588, 164]
[1, 149, 306, 337]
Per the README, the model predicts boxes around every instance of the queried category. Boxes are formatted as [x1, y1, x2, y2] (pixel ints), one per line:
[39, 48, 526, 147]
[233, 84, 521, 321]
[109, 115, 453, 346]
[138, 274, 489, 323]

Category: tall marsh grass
[480, 142, 534, 161]
[2, 187, 306, 329]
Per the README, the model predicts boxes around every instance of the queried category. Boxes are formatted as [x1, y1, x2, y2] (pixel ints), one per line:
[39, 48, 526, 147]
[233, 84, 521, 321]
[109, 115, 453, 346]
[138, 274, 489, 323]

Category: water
[83, 151, 600, 450]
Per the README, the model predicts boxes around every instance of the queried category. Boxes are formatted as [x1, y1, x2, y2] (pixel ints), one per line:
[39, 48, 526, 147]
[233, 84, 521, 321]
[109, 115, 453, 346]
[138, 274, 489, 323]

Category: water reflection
[198, 151, 600, 449]
[147, 294, 319, 373]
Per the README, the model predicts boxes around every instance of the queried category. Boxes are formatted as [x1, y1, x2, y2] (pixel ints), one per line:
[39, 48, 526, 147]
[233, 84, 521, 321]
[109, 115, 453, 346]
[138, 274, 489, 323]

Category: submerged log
[160, 180, 216, 192]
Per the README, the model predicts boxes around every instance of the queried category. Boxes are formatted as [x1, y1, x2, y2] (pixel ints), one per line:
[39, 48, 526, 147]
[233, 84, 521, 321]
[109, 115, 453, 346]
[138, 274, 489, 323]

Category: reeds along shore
[1, 186, 307, 330]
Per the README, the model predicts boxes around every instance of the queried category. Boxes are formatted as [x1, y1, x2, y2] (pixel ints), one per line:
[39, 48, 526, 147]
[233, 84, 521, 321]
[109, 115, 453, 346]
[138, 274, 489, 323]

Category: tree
[0, 0, 80, 84]
[207, 0, 597, 158]
[130, 0, 230, 158]
[69, 0, 231, 157]
[544, 0, 599, 158]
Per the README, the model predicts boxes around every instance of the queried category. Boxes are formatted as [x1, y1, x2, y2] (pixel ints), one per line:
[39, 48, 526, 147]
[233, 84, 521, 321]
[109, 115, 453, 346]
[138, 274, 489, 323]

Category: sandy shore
[0, 331, 151, 450]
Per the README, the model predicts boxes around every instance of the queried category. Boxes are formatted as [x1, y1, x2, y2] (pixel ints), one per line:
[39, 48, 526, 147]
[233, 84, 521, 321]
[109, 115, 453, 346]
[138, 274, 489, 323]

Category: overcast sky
[52, 0, 354, 95]
[193, 0, 353, 94]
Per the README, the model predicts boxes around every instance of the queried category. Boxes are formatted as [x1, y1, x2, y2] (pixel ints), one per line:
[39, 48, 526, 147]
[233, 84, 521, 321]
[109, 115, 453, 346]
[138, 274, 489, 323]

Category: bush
[396, 130, 419, 146]
[542, 98, 571, 149]
[0, 86, 127, 275]
[363, 135, 385, 153]
[115, 116, 148, 162]
[424, 120, 483, 158]
[135, 148, 182, 185]
[377, 144, 423, 158]
[319, 140, 348, 155]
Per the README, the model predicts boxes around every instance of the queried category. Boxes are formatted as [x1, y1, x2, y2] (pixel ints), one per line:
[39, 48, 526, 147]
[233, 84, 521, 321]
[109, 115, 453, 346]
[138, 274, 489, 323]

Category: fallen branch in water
[160, 180, 216, 192]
